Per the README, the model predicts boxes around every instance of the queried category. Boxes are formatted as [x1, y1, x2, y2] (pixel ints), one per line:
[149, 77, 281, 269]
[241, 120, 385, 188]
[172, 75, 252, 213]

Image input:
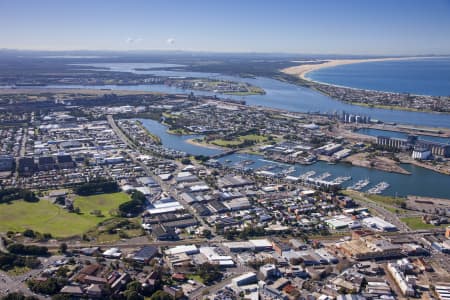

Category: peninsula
[282, 57, 450, 113]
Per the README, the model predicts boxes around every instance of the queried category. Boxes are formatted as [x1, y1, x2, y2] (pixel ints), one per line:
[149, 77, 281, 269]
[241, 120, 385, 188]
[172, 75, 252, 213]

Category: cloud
[126, 37, 143, 44]
[166, 38, 175, 45]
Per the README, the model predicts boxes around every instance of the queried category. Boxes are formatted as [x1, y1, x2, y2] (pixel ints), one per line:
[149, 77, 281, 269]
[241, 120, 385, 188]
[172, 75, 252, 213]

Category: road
[188, 265, 254, 300]
[0, 255, 63, 299]
[347, 191, 411, 232]
[28, 236, 212, 250]
[106, 115, 213, 232]
[14, 126, 28, 179]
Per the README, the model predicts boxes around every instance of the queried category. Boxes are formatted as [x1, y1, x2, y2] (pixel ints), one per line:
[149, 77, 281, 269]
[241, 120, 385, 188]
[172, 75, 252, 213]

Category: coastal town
[1, 1, 450, 299]
[0, 87, 449, 300]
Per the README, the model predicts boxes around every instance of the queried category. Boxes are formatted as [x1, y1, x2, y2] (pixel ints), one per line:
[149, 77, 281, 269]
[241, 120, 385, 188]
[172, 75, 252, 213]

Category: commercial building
[232, 272, 257, 287]
[362, 217, 397, 232]
[387, 263, 415, 296]
[316, 143, 343, 156]
[131, 246, 159, 263]
[435, 284, 450, 300]
[0, 155, 13, 171]
[412, 146, 432, 160]
[376, 136, 416, 150]
[152, 224, 178, 241]
[18, 157, 36, 175]
[377, 135, 450, 157]
[260, 264, 279, 279]
[338, 235, 402, 261]
[165, 245, 199, 256]
[199, 247, 234, 267]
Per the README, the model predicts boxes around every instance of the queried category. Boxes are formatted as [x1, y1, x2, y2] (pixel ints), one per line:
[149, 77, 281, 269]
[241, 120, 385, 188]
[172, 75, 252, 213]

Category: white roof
[218, 260, 235, 266]
[223, 241, 254, 249]
[177, 171, 193, 178]
[301, 190, 316, 196]
[165, 245, 198, 255]
[158, 173, 172, 180]
[135, 186, 152, 195]
[362, 216, 397, 230]
[200, 247, 234, 263]
[189, 184, 210, 192]
[147, 205, 183, 215]
[232, 272, 257, 284]
[249, 239, 272, 248]
[103, 248, 120, 255]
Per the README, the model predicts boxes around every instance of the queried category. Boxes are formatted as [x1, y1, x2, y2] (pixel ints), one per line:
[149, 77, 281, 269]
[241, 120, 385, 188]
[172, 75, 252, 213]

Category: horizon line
[1, 48, 450, 58]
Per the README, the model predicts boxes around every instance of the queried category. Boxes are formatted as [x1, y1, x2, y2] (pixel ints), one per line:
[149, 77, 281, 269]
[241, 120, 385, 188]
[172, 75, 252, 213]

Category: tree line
[0, 188, 38, 203]
[74, 178, 119, 196]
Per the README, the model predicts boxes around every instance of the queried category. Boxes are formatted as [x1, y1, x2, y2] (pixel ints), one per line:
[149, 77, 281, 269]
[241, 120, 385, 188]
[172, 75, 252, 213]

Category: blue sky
[1, 0, 450, 55]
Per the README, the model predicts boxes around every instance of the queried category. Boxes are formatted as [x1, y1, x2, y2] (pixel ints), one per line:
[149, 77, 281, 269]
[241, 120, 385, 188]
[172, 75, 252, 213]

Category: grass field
[210, 134, 268, 147]
[400, 217, 445, 230]
[186, 274, 205, 284]
[343, 190, 407, 214]
[0, 193, 130, 238]
[74, 192, 130, 217]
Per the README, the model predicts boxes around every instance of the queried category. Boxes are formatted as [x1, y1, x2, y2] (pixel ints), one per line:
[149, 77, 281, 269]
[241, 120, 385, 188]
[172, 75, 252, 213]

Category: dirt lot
[343, 152, 411, 175]
[406, 196, 450, 213]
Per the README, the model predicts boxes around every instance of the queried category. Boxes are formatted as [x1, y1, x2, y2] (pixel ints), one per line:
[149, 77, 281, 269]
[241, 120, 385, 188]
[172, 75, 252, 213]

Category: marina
[138, 119, 450, 199]
[366, 181, 391, 194]
[347, 179, 370, 191]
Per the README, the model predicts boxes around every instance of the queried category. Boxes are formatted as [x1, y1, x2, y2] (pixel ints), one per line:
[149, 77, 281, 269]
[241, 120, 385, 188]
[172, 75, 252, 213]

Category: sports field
[0, 192, 130, 238]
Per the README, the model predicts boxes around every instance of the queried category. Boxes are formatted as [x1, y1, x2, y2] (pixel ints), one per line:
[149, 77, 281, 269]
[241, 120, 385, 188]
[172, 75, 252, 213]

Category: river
[15, 60, 449, 128]
[139, 118, 450, 199]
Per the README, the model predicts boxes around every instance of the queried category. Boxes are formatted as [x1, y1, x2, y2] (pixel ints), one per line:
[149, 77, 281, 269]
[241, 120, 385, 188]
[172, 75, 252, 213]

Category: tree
[181, 158, 191, 165]
[202, 229, 212, 239]
[124, 291, 143, 300]
[27, 278, 68, 295]
[74, 178, 119, 196]
[149, 291, 172, 300]
[23, 229, 36, 238]
[126, 281, 142, 293]
[7, 244, 48, 256]
[197, 263, 222, 285]
[59, 243, 68, 254]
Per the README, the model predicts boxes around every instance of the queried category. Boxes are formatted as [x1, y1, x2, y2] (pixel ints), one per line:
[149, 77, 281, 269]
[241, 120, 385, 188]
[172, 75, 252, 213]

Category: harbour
[139, 119, 450, 199]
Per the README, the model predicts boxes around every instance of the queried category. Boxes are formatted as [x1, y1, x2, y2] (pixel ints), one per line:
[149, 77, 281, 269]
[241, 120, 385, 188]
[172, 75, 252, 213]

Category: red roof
[171, 273, 186, 281]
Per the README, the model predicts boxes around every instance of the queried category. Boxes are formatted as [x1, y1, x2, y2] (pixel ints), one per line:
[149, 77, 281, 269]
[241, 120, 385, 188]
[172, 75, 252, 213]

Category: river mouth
[6, 60, 448, 128]
[304, 57, 450, 97]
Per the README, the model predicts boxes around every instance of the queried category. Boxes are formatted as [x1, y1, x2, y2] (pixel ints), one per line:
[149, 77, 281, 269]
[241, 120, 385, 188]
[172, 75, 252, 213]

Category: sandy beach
[282, 57, 429, 80]
[185, 138, 225, 150]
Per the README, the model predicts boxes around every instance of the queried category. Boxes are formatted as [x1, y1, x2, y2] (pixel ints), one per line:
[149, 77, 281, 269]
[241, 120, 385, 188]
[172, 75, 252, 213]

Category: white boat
[299, 171, 316, 180]
[348, 179, 370, 190]
[367, 181, 390, 194]
[314, 172, 332, 181]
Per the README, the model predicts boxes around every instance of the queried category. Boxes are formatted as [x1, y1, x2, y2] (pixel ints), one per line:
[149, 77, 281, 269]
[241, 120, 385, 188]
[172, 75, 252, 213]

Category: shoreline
[282, 56, 437, 81]
[184, 138, 226, 150]
[281, 56, 450, 114]
[343, 153, 412, 175]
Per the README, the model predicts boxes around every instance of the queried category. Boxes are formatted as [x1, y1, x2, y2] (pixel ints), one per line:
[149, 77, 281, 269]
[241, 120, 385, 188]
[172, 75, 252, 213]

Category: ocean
[306, 57, 450, 96]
